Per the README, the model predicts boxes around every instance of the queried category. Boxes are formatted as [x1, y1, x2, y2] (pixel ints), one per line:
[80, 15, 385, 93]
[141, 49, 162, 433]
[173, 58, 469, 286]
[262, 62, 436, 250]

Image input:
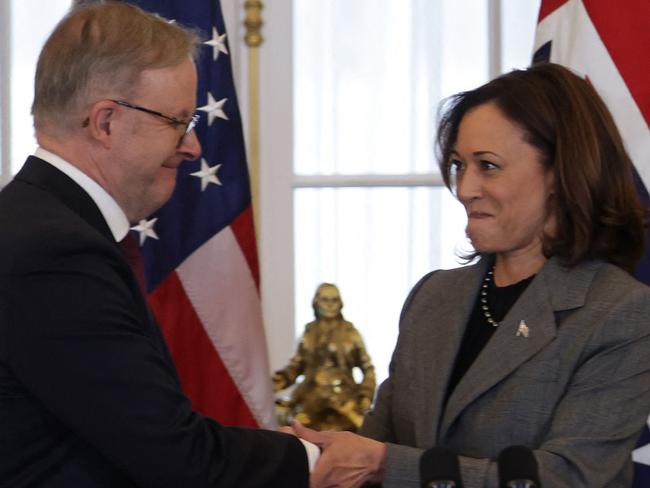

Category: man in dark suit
[0, 3, 310, 487]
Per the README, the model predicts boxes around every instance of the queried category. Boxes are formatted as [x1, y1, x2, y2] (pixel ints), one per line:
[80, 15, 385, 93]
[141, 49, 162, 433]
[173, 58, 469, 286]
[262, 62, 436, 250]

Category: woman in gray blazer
[293, 63, 650, 488]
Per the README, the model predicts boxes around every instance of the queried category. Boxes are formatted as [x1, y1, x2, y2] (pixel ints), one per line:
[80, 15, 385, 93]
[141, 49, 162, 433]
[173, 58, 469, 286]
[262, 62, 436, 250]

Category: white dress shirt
[34, 147, 130, 242]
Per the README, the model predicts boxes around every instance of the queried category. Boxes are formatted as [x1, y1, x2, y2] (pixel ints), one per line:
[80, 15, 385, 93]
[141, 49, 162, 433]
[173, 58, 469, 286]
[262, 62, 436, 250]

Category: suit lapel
[439, 256, 598, 440]
[415, 260, 489, 446]
[13, 156, 182, 383]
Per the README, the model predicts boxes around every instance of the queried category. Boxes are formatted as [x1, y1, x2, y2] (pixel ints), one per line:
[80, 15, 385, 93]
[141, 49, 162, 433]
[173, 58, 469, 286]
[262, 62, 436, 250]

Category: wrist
[368, 440, 387, 483]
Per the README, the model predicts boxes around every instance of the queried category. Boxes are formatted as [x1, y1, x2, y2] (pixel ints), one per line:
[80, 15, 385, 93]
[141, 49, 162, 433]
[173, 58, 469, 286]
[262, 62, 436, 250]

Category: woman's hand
[291, 421, 386, 488]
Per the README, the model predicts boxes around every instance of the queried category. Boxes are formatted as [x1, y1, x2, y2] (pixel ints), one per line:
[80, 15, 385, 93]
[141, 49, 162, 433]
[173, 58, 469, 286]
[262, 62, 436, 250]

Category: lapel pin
[516, 320, 530, 338]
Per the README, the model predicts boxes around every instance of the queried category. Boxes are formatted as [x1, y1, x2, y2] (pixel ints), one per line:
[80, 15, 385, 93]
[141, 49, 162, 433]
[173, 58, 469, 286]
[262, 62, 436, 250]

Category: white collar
[34, 147, 130, 242]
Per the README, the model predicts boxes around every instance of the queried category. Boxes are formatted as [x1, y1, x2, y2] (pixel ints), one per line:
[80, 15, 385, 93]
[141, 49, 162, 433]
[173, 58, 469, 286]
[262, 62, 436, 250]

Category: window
[272, 0, 542, 384]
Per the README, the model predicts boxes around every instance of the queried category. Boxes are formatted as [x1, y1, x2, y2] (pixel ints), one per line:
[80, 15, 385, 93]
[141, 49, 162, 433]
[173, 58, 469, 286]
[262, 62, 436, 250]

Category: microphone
[497, 445, 541, 488]
[419, 446, 464, 488]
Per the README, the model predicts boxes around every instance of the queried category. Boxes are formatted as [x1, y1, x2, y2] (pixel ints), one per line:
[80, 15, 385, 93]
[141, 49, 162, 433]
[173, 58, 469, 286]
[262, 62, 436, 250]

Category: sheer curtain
[292, 0, 522, 176]
[293, 0, 539, 384]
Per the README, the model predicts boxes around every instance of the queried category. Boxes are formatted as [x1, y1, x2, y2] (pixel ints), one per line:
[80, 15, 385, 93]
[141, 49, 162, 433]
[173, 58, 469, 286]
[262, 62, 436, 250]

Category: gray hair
[32, 2, 200, 131]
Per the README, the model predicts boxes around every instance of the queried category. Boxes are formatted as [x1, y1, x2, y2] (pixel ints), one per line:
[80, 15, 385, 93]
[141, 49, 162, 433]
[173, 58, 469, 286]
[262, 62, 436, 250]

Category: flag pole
[244, 0, 264, 240]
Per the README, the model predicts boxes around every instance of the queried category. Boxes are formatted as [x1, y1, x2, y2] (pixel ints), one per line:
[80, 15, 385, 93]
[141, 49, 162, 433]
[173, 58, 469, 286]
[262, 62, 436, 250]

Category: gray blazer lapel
[414, 260, 488, 447]
[439, 257, 598, 439]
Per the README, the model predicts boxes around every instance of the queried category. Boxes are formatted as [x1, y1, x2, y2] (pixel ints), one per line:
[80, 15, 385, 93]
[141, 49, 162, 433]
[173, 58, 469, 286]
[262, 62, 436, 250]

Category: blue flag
[122, 0, 276, 429]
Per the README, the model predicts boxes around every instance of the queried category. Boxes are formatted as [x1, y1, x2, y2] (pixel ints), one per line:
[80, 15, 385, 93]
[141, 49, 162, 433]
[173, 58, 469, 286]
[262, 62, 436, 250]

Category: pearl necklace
[480, 267, 499, 327]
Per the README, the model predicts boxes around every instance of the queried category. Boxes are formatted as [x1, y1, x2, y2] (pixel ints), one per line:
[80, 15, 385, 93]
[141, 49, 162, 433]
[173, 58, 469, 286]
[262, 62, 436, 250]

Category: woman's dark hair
[437, 62, 646, 272]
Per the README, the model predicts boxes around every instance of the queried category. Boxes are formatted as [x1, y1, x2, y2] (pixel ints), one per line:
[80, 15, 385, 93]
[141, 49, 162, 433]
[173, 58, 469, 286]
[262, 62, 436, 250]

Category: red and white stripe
[149, 207, 276, 428]
[535, 0, 650, 189]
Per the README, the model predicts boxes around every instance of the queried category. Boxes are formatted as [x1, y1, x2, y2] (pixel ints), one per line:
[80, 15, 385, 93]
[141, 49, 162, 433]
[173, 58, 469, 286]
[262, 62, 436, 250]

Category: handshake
[281, 421, 387, 488]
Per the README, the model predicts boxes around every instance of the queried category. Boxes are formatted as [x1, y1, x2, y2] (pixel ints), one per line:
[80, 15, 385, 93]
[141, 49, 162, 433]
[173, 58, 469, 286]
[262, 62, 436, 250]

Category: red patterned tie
[118, 232, 147, 296]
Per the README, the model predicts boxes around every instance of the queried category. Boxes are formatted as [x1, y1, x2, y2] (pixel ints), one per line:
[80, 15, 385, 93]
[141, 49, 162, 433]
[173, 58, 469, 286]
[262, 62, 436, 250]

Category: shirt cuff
[300, 439, 321, 472]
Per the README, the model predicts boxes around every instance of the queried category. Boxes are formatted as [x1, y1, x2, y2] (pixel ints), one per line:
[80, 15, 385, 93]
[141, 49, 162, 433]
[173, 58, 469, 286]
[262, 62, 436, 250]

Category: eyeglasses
[110, 99, 200, 148]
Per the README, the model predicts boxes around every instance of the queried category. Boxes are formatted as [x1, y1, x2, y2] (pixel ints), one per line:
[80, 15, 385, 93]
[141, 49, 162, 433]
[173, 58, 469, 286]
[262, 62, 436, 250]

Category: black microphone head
[497, 445, 540, 488]
[420, 446, 463, 488]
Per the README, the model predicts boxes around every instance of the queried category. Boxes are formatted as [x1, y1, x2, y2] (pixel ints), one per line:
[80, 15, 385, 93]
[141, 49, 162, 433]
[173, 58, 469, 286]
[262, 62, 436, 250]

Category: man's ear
[85, 100, 116, 149]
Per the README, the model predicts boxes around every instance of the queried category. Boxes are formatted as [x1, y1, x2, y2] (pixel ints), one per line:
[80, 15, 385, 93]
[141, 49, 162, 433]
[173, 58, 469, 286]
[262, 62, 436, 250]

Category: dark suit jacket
[0, 157, 308, 487]
[360, 257, 650, 488]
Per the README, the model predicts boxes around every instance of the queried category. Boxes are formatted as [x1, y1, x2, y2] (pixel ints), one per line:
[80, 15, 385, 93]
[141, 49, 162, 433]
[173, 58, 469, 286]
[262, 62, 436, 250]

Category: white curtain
[292, 0, 538, 384]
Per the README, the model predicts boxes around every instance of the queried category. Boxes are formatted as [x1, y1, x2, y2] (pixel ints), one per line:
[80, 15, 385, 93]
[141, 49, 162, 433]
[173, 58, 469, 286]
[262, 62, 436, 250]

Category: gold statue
[272, 283, 376, 431]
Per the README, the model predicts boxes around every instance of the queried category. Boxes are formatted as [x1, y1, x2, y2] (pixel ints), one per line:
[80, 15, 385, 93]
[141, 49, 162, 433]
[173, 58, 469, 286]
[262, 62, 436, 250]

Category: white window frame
[252, 0, 515, 370]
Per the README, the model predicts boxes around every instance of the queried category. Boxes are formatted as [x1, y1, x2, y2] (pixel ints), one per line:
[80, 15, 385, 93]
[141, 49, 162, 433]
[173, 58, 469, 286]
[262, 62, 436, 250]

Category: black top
[445, 270, 535, 401]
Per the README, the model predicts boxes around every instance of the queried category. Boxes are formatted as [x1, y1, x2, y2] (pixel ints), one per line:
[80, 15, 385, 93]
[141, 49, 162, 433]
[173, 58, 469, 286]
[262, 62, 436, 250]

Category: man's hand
[291, 421, 386, 488]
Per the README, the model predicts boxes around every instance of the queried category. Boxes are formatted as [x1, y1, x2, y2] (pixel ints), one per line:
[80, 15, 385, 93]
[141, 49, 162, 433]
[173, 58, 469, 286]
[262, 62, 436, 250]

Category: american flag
[123, 0, 276, 429]
[533, 0, 650, 485]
